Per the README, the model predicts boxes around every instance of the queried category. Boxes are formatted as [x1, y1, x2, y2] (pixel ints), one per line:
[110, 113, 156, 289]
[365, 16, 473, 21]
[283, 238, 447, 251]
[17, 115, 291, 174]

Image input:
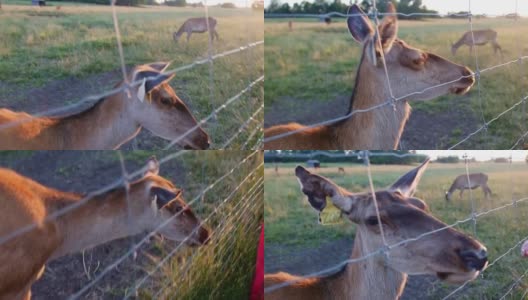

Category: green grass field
[264, 18, 528, 149]
[265, 160, 528, 298]
[0, 4, 263, 149]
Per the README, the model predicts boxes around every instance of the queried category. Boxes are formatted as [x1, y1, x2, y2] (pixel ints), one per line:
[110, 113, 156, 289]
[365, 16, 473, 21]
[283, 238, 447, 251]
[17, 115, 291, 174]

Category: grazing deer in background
[0, 157, 210, 300]
[451, 29, 502, 56]
[264, 3, 475, 150]
[173, 17, 219, 43]
[445, 173, 492, 201]
[265, 160, 488, 300]
[338, 167, 345, 174]
[0, 62, 210, 150]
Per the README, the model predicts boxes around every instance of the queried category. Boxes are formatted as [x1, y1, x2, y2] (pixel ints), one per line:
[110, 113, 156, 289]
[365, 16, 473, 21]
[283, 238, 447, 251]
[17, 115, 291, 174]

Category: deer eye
[365, 216, 380, 226]
[160, 98, 172, 105]
[413, 58, 425, 66]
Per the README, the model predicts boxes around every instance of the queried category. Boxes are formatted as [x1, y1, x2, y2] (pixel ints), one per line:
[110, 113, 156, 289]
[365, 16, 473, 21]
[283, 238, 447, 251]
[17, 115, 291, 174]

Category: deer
[0, 62, 210, 150]
[451, 29, 502, 56]
[265, 159, 488, 300]
[173, 17, 219, 43]
[0, 157, 210, 300]
[445, 173, 492, 201]
[264, 3, 475, 150]
[338, 167, 345, 174]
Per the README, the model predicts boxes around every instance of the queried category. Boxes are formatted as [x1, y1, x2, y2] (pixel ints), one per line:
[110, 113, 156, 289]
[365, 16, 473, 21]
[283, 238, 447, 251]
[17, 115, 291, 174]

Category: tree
[165, 0, 186, 6]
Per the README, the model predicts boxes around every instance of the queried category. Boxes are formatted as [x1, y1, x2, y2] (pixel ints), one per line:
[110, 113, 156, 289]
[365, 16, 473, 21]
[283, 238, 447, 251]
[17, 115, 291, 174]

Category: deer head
[127, 62, 210, 149]
[140, 157, 210, 247]
[348, 3, 475, 102]
[295, 159, 488, 284]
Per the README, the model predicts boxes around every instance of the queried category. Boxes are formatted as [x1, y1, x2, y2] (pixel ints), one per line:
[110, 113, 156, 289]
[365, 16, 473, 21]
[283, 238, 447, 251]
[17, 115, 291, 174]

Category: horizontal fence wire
[262, 7, 527, 149]
[264, 150, 528, 298]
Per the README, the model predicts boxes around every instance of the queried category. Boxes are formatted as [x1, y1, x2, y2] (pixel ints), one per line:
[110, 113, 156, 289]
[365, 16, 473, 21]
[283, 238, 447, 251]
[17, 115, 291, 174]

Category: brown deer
[0, 157, 210, 300]
[265, 160, 488, 299]
[264, 3, 475, 150]
[0, 62, 210, 150]
[445, 173, 492, 201]
[451, 29, 502, 56]
[173, 17, 219, 43]
[338, 167, 345, 174]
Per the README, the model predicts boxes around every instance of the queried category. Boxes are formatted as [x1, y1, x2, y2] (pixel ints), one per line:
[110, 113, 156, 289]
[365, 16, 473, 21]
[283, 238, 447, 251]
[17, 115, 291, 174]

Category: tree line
[264, 151, 428, 165]
[265, 0, 439, 20]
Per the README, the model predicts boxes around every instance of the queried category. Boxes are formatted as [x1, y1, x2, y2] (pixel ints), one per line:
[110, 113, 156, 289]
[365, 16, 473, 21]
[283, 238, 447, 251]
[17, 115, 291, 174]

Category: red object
[250, 223, 264, 300]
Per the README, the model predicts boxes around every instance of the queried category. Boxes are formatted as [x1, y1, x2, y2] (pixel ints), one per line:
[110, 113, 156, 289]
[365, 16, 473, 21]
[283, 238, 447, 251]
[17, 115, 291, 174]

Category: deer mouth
[450, 85, 471, 95]
[436, 270, 481, 284]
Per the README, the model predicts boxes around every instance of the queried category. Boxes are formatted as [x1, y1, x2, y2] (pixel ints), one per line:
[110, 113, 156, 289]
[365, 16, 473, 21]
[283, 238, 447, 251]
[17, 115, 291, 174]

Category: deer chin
[449, 85, 472, 95]
[436, 269, 481, 284]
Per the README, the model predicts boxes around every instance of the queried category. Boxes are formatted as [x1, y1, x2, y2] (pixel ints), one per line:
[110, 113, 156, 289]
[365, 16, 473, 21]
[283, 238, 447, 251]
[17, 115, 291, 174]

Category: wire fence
[264, 150, 528, 299]
[0, 4, 264, 150]
[0, 150, 263, 299]
[263, 1, 527, 150]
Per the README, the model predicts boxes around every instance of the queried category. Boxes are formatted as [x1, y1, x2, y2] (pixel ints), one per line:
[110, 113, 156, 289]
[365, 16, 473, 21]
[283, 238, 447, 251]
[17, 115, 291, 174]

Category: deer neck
[332, 56, 410, 149]
[323, 230, 407, 300]
[51, 181, 153, 259]
[37, 94, 140, 149]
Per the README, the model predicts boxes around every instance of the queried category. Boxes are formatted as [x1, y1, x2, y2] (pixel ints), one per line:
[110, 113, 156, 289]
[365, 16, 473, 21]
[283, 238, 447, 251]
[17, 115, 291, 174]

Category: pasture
[0, 150, 263, 299]
[0, 4, 263, 149]
[265, 159, 528, 299]
[264, 17, 528, 149]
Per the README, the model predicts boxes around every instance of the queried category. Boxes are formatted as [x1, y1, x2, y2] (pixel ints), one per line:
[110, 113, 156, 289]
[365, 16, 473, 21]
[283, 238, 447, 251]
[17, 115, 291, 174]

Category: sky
[263, 0, 528, 16]
[416, 150, 528, 162]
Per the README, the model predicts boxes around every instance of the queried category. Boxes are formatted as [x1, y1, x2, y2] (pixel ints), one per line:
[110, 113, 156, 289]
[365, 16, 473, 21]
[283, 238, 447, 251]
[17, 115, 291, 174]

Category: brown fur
[173, 17, 219, 43]
[265, 4, 475, 150]
[0, 159, 209, 300]
[446, 173, 492, 201]
[0, 63, 209, 150]
[451, 29, 502, 55]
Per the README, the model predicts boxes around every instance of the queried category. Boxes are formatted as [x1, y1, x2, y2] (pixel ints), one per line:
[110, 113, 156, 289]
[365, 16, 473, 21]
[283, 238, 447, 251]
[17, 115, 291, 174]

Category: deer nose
[199, 227, 211, 245]
[459, 248, 488, 271]
[460, 67, 475, 85]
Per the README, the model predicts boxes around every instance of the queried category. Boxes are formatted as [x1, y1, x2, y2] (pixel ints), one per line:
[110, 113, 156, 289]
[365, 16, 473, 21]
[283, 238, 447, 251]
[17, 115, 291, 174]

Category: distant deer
[0, 157, 210, 300]
[265, 160, 488, 299]
[324, 17, 331, 25]
[173, 17, 219, 43]
[275, 164, 279, 175]
[264, 4, 475, 150]
[0, 62, 210, 150]
[288, 21, 293, 32]
[451, 29, 502, 56]
[445, 173, 492, 201]
[338, 167, 345, 174]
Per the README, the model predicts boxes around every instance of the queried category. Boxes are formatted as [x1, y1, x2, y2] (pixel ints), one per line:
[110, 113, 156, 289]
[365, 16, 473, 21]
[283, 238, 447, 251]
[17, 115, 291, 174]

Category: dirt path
[0, 152, 186, 299]
[265, 238, 452, 299]
[264, 95, 481, 149]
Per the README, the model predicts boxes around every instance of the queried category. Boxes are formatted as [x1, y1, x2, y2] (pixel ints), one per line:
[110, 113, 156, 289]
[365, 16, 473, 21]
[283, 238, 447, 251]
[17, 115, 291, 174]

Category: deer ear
[132, 69, 175, 98]
[377, 2, 398, 51]
[389, 158, 430, 197]
[407, 197, 430, 212]
[145, 156, 159, 175]
[347, 4, 375, 44]
[151, 187, 180, 209]
[148, 61, 171, 72]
